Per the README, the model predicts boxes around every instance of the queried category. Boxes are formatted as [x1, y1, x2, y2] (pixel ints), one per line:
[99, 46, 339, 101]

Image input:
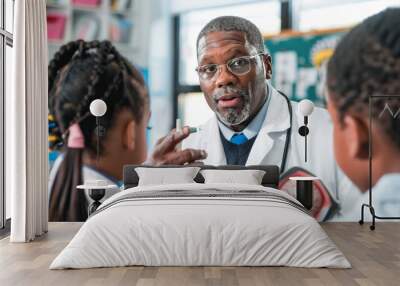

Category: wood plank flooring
[0, 222, 399, 286]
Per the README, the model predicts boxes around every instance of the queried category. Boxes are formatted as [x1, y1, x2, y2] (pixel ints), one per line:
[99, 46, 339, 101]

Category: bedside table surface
[289, 176, 319, 181]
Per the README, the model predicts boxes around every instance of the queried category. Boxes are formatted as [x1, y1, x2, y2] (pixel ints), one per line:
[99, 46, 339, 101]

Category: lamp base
[77, 182, 117, 216]
[87, 188, 106, 215]
[296, 180, 313, 210]
[289, 176, 319, 210]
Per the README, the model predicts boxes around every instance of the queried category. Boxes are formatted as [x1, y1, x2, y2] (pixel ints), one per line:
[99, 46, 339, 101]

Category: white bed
[50, 183, 351, 269]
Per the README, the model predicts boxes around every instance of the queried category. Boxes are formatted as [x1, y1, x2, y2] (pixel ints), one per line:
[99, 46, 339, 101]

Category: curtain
[8, 0, 48, 242]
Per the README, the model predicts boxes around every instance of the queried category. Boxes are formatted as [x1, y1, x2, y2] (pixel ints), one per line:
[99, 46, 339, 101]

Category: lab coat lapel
[204, 115, 227, 165]
[246, 88, 291, 165]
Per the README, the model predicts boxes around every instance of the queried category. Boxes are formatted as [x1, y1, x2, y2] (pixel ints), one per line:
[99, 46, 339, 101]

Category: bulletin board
[264, 28, 348, 107]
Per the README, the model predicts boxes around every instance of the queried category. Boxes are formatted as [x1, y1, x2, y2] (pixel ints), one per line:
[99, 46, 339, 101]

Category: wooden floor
[0, 222, 399, 286]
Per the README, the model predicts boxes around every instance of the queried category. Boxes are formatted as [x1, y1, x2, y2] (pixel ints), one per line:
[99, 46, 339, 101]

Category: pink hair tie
[67, 123, 85, 149]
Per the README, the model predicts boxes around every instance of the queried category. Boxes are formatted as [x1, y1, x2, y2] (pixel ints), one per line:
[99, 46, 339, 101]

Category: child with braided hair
[48, 40, 207, 221]
[326, 8, 400, 218]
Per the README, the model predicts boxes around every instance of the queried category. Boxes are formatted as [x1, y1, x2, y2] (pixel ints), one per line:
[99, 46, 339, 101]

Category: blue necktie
[230, 133, 248, 145]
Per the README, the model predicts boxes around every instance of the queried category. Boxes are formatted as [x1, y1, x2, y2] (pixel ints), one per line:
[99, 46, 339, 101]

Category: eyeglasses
[195, 53, 265, 81]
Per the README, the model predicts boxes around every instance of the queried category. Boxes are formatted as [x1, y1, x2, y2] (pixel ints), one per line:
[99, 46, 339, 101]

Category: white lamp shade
[298, 99, 315, 116]
[90, 99, 107, 117]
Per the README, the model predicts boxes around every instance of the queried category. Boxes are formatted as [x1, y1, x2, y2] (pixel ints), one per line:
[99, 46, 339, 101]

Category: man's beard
[212, 86, 251, 126]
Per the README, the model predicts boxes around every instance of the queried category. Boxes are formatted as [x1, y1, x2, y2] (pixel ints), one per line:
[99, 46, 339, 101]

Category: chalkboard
[264, 28, 347, 107]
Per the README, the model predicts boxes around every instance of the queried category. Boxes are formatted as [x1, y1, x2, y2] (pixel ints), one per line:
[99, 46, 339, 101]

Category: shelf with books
[46, 3, 68, 10]
[45, 0, 144, 66]
[47, 12, 68, 41]
[73, 11, 103, 41]
[46, 0, 69, 8]
[109, 14, 133, 44]
[110, 9, 132, 17]
[113, 42, 138, 52]
[72, 0, 101, 8]
[110, 0, 133, 14]
[47, 39, 65, 46]
[72, 4, 103, 13]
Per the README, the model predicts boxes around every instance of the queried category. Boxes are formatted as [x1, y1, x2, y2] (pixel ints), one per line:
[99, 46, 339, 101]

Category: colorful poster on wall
[264, 28, 348, 107]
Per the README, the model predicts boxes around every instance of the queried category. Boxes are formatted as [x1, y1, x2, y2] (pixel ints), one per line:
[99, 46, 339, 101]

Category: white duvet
[50, 183, 350, 269]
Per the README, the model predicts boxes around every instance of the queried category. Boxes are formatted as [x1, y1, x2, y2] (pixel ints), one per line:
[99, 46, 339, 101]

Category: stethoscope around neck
[277, 90, 293, 174]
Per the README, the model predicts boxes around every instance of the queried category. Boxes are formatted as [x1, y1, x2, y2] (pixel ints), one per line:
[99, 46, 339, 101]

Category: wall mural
[265, 28, 347, 107]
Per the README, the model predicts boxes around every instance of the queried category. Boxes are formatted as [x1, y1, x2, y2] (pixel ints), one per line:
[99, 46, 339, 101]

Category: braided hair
[327, 8, 400, 149]
[48, 40, 147, 221]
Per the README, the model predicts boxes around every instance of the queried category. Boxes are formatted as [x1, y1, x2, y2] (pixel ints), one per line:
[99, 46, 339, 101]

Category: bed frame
[123, 165, 280, 190]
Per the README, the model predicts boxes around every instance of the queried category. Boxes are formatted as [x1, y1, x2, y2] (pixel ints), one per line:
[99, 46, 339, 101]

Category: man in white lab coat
[182, 16, 361, 220]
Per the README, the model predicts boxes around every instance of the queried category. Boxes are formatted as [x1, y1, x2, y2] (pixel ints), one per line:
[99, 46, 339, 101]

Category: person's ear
[343, 115, 369, 159]
[123, 120, 136, 151]
[263, 54, 272, 79]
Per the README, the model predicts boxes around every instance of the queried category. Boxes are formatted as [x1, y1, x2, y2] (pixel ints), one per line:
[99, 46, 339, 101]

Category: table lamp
[77, 99, 117, 215]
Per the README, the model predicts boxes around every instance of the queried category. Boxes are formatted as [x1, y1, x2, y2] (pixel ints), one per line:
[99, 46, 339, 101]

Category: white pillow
[135, 167, 201, 186]
[200, 169, 266, 185]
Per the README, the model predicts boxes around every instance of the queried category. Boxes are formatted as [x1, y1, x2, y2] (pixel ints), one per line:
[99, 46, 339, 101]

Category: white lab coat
[340, 173, 400, 221]
[183, 86, 360, 219]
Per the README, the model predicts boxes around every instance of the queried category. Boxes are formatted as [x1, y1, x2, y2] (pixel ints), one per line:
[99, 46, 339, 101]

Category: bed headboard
[123, 164, 280, 189]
